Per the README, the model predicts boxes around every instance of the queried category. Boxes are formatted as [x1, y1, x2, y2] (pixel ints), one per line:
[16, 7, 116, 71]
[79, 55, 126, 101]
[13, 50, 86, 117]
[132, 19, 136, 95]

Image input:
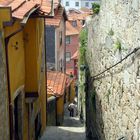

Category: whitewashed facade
[61, 0, 100, 11]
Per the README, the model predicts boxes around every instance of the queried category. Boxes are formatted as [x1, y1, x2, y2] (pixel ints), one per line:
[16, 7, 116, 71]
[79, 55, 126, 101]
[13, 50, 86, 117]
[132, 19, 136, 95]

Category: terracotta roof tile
[47, 71, 67, 97]
[66, 21, 79, 36]
[66, 68, 74, 75]
[0, 0, 40, 19]
[12, 1, 38, 19]
[71, 50, 78, 60]
[45, 6, 64, 26]
[8, 0, 26, 12]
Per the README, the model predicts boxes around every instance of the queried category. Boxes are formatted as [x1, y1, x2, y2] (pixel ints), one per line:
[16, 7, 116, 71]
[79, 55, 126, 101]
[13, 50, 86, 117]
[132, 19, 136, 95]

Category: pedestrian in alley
[68, 102, 77, 117]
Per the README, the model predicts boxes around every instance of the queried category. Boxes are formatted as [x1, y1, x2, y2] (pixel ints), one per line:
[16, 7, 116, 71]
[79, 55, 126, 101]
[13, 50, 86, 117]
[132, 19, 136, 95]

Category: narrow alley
[40, 105, 86, 140]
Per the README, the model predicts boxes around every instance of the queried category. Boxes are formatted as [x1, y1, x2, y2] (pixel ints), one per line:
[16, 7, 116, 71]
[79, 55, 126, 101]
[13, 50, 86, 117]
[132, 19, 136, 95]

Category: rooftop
[47, 71, 67, 97]
[0, 0, 40, 20]
[66, 21, 79, 36]
[45, 6, 65, 26]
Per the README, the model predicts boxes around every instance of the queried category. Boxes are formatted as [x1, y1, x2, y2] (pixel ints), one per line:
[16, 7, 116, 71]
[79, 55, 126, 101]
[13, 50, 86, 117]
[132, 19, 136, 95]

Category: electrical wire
[90, 47, 140, 81]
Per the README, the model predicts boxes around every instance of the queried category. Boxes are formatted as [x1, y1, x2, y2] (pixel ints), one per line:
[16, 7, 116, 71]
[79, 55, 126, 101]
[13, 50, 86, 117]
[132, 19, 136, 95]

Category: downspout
[44, 18, 48, 123]
[4, 26, 24, 140]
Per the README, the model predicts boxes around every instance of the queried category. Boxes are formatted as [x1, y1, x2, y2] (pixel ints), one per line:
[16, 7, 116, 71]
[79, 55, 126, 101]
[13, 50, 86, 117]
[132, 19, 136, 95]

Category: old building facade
[45, 4, 67, 72]
[0, 1, 48, 140]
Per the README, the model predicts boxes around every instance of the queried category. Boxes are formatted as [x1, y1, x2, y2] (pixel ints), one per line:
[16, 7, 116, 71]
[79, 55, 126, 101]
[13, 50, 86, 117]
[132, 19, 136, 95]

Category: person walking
[68, 102, 77, 117]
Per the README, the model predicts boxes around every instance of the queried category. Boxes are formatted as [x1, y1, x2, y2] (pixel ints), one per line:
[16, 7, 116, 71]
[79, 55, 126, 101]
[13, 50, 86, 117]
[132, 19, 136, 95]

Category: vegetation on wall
[92, 3, 100, 14]
[79, 29, 88, 66]
[114, 40, 121, 51]
[108, 28, 114, 36]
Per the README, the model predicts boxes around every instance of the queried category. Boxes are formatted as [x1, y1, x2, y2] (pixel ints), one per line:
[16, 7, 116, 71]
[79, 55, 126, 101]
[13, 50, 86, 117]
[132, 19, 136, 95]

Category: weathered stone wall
[0, 30, 10, 140]
[86, 0, 140, 140]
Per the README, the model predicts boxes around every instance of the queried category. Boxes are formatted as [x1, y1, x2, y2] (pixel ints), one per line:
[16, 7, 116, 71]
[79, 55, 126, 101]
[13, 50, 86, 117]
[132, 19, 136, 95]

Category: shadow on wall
[85, 68, 106, 140]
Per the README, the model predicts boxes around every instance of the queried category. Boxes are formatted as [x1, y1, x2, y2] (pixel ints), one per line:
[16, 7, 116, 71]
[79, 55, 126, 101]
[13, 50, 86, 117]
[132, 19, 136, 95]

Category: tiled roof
[0, 0, 40, 19]
[45, 6, 64, 26]
[47, 71, 67, 97]
[66, 21, 79, 36]
[66, 68, 74, 75]
[40, 0, 60, 15]
[68, 13, 89, 21]
[71, 50, 78, 60]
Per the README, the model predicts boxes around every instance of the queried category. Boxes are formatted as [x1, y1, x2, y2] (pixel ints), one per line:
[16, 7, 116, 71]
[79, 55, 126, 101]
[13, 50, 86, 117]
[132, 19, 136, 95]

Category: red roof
[66, 21, 79, 36]
[71, 50, 78, 60]
[47, 71, 67, 97]
[0, 0, 40, 19]
[45, 6, 65, 26]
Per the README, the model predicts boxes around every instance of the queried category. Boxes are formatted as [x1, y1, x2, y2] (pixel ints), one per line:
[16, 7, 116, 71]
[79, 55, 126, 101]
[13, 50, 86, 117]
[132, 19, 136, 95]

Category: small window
[72, 21, 77, 27]
[81, 20, 85, 25]
[75, 2, 79, 7]
[66, 1, 69, 6]
[85, 2, 89, 7]
[66, 52, 71, 62]
[60, 31, 62, 45]
[66, 36, 70, 44]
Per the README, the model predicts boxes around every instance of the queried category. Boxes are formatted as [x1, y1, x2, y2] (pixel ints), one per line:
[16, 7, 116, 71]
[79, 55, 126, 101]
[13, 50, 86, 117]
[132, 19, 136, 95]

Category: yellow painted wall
[24, 19, 38, 92]
[70, 81, 76, 103]
[4, 21, 25, 101]
[3, 9, 46, 140]
[24, 17, 46, 136]
[57, 95, 64, 116]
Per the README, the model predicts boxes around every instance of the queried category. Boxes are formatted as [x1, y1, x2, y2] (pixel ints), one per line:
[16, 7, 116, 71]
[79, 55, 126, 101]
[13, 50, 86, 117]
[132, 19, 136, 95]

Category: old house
[47, 71, 67, 126]
[66, 21, 79, 78]
[0, 0, 48, 139]
[66, 10, 90, 78]
[45, 2, 67, 72]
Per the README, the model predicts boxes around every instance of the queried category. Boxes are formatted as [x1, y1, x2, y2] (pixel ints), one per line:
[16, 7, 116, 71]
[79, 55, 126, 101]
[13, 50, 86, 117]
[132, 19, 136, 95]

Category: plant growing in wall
[92, 3, 100, 14]
[108, 28, 114, 36]
[114, 40, 121, 51]
[79, 29, 88, 66]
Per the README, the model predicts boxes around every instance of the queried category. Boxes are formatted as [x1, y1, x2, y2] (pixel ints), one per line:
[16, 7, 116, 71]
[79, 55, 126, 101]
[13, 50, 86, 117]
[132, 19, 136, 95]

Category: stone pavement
[40, 103, 86, 140]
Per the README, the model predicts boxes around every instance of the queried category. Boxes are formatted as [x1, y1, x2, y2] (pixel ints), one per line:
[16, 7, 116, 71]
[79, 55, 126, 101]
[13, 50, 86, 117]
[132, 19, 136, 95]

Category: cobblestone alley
[40, 105, 86, 140]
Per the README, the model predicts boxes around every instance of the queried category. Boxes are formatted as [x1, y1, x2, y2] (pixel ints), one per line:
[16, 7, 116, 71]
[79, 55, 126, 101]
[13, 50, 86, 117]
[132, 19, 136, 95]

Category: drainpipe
[4, 26, 24, 140]
[44, 17, 48, 123]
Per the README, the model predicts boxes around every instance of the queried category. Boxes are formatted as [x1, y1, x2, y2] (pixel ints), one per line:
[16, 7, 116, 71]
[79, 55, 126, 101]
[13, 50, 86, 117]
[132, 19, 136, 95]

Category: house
[65, 9, 90, 79]
[61, 0, 100, 11]
[0, 1, 48, 139]
[65, 21, 79, 78]
[47, 71, 67, 125]
[45, 2, 67, 72]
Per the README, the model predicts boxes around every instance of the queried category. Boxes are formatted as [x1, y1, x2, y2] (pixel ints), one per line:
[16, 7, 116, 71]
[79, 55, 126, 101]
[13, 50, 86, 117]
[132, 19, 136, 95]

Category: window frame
[75, 2, 79, 7]
[85, 2, 89, 7]
[66, 52, 71, 62]
[66, 36, 71, 44]
[66, 1, 69, 6]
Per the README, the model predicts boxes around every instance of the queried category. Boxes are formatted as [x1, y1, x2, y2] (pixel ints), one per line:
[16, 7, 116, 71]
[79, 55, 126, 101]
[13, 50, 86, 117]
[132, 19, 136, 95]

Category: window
[59, 31, 62, 45]
[66, 36, 70, 44]
[75, 2, 79, 7]
[81, 20, 85, 25]
[66, 52, 71, 62]
[85, 2, 89, 7]
[66, 1, 69, 6]
[72, 21, 77, 27]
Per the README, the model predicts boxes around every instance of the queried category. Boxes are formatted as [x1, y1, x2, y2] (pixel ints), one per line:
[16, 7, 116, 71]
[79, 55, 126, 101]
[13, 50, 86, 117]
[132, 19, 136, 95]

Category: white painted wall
[61, 0, 100, 11]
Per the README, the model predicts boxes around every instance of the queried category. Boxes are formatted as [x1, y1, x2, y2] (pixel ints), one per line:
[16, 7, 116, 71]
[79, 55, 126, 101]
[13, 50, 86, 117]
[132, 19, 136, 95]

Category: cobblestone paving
[40, 103, 86, 140]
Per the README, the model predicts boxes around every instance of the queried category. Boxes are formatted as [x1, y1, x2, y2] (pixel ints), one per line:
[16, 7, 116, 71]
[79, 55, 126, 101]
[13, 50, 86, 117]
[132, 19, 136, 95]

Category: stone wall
[86, 0, 140, 140]
[0, 30, 10, 140]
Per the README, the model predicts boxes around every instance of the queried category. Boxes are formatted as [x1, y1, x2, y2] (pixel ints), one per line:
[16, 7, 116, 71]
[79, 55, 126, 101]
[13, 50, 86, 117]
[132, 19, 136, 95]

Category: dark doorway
[14, 93, 23, 140]
[35, 112, 41, 140]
